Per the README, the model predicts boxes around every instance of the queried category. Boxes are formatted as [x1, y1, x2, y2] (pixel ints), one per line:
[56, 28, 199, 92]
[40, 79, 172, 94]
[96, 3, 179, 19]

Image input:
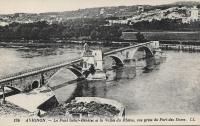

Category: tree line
[131, 19, 200, 31]
[1, 18, 200, 42]
[0, 18, 122, 42]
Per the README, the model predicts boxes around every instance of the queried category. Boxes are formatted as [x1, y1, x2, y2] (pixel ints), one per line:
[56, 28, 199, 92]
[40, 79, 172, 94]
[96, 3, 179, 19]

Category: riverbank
[122, 31, 200, 41]
[2, 39, 200, 51]
[0, 40, 131, 48]
[160, 44, 200, 52]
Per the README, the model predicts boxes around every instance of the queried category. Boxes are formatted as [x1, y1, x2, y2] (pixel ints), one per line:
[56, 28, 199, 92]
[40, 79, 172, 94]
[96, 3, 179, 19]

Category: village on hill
[108, 5, 200, 25]
[1, 1, 200, 26]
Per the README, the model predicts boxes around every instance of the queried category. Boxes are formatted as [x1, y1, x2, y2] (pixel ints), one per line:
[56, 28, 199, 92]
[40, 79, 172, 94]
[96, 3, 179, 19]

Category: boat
[65, 97, 125, 118]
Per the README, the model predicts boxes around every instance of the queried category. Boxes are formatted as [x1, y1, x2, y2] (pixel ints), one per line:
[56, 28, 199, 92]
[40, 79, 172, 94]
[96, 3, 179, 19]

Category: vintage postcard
[0, 0, 200, 125]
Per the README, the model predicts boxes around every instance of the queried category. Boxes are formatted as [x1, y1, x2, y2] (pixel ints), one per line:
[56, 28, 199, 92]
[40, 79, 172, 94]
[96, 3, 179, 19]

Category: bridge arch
[48, 66, 84, 86]
[32, 80, 40, 89]
[104, 55, 124, 67]
[133, 46, 154, 58]
[67, 67, 83, 78]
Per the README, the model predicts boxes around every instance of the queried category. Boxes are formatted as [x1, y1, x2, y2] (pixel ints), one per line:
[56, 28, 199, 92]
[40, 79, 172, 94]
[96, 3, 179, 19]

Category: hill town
[1, 1, 200, 26]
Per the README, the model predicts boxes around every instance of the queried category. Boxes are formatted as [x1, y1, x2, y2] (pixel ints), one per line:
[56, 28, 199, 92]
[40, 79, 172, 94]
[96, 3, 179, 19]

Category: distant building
[160, 11, 164, 18]
[19, 13, 23, 17]
[190, 6, 199, 21]
[0, 22, 9, 26]
[108, 20, 128, 25]
[100, 8, 105, 15]
[137, 6, 144, 14]
[122, 11, 137, 17]
[182, 17, 191, 23]
[167, 12, 182, 19]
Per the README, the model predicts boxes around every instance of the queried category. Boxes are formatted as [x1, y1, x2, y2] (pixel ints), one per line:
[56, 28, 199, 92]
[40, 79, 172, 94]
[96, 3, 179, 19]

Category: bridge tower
[82, 43, 105, 80]
[82, 43, 104, 71]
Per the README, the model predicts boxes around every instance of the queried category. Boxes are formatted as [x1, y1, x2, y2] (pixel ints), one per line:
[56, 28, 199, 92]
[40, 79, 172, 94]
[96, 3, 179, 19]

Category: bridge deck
[104, 41, 153, 56]
[0, 58, 82, 84]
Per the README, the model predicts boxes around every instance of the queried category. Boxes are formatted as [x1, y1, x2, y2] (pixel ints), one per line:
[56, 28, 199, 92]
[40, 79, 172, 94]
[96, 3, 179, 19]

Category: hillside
[174, 1, 200, 6]
[25, 1, 200, 18]
[0, 1, 200, 26]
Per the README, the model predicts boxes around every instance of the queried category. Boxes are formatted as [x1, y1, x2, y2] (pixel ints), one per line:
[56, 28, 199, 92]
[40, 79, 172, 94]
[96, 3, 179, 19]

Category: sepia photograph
[0, 0, 200, 125]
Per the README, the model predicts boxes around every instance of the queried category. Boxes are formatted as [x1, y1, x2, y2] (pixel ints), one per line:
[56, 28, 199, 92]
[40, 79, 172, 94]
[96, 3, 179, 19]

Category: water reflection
[72, 56, 162, 99]
[73, 80, 107, 98]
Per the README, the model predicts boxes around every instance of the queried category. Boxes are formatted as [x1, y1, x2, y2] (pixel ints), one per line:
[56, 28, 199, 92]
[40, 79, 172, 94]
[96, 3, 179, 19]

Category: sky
[0, 0, 199, 14]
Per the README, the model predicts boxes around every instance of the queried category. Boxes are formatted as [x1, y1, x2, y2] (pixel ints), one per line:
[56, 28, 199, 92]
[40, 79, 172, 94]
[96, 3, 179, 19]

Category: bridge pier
[121, 59, 137, 79]
[40, 73, 45, 87]
[1, 86, 6, 104]
[123, 58, 136, 66]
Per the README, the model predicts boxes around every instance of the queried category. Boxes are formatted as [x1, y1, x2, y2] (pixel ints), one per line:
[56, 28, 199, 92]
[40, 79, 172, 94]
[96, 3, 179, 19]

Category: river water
[1, 46, 200, 116]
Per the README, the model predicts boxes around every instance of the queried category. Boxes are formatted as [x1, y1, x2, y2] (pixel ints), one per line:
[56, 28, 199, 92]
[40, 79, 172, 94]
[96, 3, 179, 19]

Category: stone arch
[67, 67, 84, 78]
[48, 66, 84, 86]
[134, 46, 154, 58]
[106, 55, 124, 67]
[32, 80, 40, 89]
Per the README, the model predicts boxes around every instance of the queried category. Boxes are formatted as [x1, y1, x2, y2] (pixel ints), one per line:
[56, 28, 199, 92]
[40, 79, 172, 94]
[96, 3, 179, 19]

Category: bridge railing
[0, 57, 81, 81]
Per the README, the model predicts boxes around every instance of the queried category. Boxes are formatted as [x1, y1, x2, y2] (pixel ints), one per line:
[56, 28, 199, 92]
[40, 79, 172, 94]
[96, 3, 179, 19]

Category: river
[0, 46, 200, 116]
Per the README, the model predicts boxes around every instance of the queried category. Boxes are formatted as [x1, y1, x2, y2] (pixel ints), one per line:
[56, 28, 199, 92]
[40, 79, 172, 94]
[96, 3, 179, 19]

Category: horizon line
[0, 3, 179, 15]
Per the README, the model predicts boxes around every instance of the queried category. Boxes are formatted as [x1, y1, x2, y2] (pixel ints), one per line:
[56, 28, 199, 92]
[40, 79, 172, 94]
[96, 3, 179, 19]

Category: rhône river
[1, 46, 200, 115]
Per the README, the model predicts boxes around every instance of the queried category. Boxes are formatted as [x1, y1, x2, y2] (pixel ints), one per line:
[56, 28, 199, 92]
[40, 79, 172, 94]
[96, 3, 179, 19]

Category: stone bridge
[0, 41, 160, 95]
[0, 58, 83, 92]
[103, 41, 159, 67]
